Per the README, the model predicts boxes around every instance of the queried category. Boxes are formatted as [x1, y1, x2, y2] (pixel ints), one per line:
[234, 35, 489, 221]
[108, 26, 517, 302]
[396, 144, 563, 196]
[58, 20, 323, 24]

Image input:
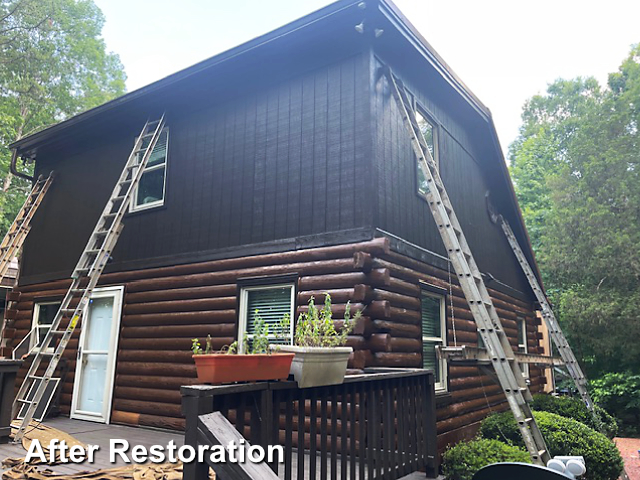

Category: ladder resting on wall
[382, 65, 550, 465]
[11, 115, 166, 442]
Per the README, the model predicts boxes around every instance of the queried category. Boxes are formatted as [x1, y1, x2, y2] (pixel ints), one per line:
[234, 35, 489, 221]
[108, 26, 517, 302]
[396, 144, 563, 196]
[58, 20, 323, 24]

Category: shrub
[480, 410, 623, 480]
[531, 394, 618, 438]
[590, 372, 640, 436]
[442, 438, 530, 480]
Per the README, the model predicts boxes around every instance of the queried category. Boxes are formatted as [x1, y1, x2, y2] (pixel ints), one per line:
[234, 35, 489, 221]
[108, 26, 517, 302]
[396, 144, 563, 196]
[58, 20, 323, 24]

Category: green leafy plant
[480, 410, 624, 480]
[442, 438, 530, 480]
[530, 393, 618, 438]
[294, 294, 361, 347]
[590, 372, 640, 436]
[192, 311, 290, 355]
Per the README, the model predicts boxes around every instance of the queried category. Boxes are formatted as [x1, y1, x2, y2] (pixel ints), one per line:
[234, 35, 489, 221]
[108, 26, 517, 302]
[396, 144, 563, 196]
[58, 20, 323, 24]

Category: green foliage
[510, 44, 640, 376]
[0, 0, 126, 237]
[194, 312, 290, 355]
[590, 372, 640, 436]
[480, 411, 623, 480]
[530, 394, 618, 438]
[294, 294, 360, 347]
[442, 438, 530, 480]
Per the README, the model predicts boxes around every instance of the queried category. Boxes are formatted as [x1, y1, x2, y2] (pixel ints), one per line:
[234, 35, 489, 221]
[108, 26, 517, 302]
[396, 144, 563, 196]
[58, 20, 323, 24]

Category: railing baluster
[366, 381, 374, 479]
[310, 389, 318, 480]
[397, 378, 408, 477]
[414, 378, 425, 469]
[331, 387, 338, 480]
[340, 390, 348, 480]
[385, 380, 394, 478]
[358, 381, 366, 480]
[321, 388, 328, 480]
[285, 389, 293, 480]
[298, 392, 306, 480]
[350, 385, 357, 480]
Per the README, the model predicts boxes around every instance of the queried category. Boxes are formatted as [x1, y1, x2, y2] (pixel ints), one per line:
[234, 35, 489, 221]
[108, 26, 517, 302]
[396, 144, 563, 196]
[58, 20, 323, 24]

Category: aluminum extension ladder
[383, 66, 550, 465]
[496, 214, 604, 428]
[11, 115, 166, 441]
[0, 173, 54, 282]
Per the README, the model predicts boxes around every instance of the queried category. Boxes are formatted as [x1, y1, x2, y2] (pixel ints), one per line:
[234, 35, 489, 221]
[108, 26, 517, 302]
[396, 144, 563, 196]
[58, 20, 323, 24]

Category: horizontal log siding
[4, 238, 544, 442]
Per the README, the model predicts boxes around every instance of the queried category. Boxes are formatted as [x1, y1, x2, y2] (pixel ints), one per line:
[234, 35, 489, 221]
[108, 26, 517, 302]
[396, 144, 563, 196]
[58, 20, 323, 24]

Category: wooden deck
[0, 417, 184, 475]
[0, 417, 430, 479]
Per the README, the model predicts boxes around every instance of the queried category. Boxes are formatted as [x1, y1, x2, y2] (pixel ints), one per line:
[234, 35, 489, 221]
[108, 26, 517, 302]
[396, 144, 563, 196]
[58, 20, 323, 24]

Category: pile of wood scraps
[2, 423, 213, 480]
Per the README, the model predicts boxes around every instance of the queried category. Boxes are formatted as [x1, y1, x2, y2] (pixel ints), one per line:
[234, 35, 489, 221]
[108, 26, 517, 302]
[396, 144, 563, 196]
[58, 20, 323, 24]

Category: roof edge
[10, 0, 364, 152]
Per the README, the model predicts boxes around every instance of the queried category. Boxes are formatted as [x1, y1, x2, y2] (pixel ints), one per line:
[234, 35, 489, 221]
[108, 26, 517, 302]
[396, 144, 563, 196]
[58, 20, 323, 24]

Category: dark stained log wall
[4, 238, 544, 442]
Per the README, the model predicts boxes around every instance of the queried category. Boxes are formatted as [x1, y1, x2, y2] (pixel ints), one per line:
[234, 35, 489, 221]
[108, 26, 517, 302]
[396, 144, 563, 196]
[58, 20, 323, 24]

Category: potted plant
[191, 315, 294, 384]
[277, 294, 361, 388]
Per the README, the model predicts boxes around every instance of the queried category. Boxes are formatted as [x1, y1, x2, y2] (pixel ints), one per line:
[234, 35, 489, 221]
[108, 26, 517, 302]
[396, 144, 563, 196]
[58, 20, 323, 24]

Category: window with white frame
[131, 128, 168, 212]
[421, 289, 447, 392]
[415, 108, 438, 197]
[517, 317, 530, 379]
[238, 284, 295, 353]
[31, 301, 62, 351]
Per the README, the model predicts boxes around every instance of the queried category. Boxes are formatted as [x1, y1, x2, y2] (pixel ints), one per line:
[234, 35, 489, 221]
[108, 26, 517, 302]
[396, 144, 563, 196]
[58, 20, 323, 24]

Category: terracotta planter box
[192, 353, 294, 384]
[277, 345, 353, 388]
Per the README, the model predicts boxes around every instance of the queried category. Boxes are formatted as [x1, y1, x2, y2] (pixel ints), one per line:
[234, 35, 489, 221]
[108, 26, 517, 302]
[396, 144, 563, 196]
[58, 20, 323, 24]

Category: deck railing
[181, 368, 438, 480]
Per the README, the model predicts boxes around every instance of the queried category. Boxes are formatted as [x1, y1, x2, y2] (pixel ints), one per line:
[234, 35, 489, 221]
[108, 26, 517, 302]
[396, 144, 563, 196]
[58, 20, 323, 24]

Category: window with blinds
[517, 317, 529, 379]
[238, 284, 294, 353]
[131, 128, 168, 212]
[421, 290, 447, 392]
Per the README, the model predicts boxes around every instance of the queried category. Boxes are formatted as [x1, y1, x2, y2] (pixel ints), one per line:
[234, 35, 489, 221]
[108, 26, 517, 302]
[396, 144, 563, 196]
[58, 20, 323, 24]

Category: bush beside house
[480, 410, 623, 480]
[442, 438, 530, 480]
[530, 394, 618, 438]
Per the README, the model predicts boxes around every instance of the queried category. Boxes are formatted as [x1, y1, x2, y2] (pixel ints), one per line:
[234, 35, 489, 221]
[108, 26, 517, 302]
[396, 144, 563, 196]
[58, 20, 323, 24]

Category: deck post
[424, 372, 439, 478]
[181, 386, 214, 480]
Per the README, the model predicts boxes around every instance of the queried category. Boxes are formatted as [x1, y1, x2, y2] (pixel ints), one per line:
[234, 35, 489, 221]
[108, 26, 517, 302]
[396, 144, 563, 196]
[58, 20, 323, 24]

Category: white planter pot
[276, 345, 353, 388]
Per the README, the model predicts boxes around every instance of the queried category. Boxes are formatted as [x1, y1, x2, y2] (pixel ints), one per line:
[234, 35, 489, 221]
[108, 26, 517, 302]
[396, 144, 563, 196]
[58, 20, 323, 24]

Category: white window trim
[30, 301, 62, 353]
[421, 290, 448, 393]
[130, 128, 169, 213]
[237, 283, 295, 354]
[517, 317, 530, 379]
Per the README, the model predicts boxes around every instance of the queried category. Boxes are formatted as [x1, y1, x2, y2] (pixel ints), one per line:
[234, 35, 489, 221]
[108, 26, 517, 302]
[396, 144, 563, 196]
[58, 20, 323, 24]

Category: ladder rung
[26, 375, 43, 381]
[50, 330, 67, 335]
[15, 398, 31, 404]
[112, 196, 126, 202]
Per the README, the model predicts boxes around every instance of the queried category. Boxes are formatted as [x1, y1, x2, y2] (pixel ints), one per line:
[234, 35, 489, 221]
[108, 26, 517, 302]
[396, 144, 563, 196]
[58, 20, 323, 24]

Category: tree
[510, 44, 640, 376]
[0, 0, 126, 235]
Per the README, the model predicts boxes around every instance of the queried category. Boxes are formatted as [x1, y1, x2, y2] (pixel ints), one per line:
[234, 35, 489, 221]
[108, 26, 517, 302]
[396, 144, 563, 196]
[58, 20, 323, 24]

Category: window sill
[127, 202, 167, 216]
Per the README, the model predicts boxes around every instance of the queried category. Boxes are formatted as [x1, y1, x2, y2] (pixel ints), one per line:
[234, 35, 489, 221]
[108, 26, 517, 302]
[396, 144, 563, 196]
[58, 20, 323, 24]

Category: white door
[70, 286, 123, 423]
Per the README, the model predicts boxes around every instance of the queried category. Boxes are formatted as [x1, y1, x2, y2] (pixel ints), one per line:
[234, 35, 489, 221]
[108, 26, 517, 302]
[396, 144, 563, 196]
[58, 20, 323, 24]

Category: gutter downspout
[9, 149, 34, 182]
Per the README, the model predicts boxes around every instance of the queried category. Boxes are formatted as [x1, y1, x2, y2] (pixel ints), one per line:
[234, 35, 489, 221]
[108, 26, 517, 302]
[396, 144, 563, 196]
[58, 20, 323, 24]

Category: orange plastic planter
[192, 353, 294, 384]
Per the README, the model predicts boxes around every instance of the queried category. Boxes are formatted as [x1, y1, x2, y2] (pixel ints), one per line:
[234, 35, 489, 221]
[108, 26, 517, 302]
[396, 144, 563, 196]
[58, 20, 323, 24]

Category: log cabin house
[4, 0, 548, 451]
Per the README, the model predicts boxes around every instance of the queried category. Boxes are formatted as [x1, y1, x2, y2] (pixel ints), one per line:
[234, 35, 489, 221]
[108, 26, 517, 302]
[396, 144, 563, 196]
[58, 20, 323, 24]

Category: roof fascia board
[377, 0, 491, 121]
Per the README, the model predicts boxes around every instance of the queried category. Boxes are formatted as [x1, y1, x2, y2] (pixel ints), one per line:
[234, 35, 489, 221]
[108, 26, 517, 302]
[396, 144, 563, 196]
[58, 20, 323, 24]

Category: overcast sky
[93, 0, 640, 158]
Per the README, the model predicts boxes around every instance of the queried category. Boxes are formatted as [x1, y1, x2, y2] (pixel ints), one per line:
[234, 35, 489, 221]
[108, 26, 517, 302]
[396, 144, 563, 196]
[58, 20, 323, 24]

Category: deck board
[0, 417, 184, 473]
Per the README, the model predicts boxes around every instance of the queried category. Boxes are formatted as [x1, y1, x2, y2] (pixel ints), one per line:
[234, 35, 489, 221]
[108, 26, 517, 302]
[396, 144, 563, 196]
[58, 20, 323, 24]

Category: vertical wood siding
[371, 55, 532, 295]
[21, 53, 373, 284]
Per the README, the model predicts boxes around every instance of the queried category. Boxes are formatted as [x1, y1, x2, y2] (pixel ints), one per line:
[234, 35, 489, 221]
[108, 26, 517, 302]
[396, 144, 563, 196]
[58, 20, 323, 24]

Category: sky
[93, 0, 640, 158]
